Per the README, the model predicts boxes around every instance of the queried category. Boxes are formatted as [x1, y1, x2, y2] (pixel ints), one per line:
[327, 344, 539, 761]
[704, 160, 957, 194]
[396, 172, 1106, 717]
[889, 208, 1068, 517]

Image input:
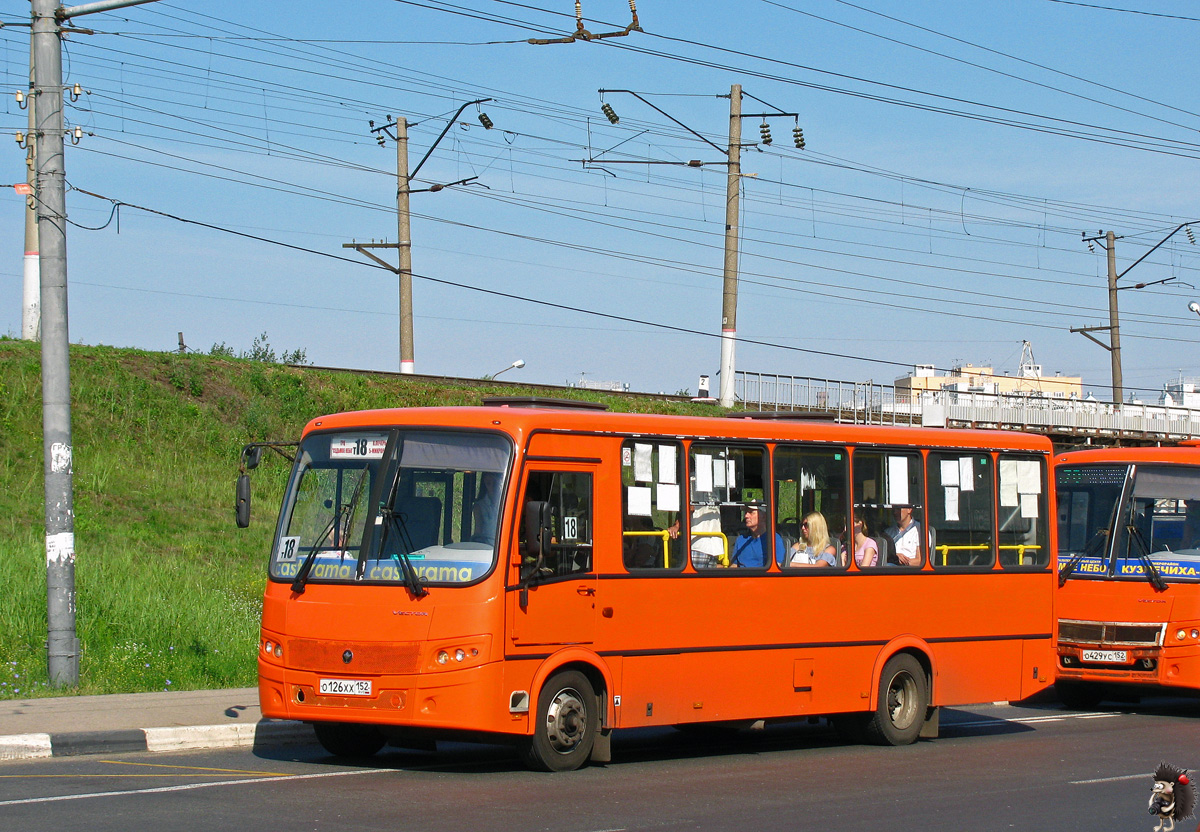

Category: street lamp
[492, 359, 525, 379]
[1189, 301, 1200, 318]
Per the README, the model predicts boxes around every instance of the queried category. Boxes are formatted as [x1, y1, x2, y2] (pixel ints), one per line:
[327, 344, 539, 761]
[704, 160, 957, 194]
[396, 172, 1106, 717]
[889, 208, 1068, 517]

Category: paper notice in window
[1017, 460, 1041, 494]
[888, 456, 909, 506]
[657, 483, 680, 513]
[944, 487, 960, 522]
[959, 457, 975, 492]
[713, 457, 727, 488]
[658, 445, 677, 484]
[1021, 492, 1039, 518]
[627, 486, 653, 516]
[727, 460, 738, 490]
[940, 459, 959, 487]
[999, 459, 1019, 507]
[696, 454, 713, 493]
[634, 443, 653, 483]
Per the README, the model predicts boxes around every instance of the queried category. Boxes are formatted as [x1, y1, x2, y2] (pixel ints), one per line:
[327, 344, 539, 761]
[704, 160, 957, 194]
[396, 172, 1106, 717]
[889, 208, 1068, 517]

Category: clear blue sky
[2, 0, 1198, 398]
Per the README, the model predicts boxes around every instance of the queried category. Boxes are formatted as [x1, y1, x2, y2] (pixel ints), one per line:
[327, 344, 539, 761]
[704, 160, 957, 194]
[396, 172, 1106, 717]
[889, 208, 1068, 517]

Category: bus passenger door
[509, 468, 596, 647]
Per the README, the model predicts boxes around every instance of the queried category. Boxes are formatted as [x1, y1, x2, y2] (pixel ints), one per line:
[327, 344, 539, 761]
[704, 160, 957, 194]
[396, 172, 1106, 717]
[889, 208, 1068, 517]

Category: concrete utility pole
[1105, 230, 1122, 403]
[23, 47, 40, 340]
[717, 85, 742, 408]
[1074, 222, 1196, 404]
[396, 117, 414, 374]
[346, 100, 488, 373]
[32, 0, 162, 688]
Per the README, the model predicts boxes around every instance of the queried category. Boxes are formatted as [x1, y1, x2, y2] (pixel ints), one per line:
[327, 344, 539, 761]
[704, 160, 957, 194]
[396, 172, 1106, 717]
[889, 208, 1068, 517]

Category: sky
[1, 0, 1199, 399]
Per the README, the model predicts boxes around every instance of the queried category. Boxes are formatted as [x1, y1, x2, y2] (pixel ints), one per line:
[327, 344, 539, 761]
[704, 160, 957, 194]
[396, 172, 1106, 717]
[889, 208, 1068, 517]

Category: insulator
[792, 126, 805, 149]
[759, 122, 772, 145]
[601, 102, 619, 124]
[1087, 240, 1095, 252]
[1188, 225, 1195, 245]
[478, 112, 494, 129]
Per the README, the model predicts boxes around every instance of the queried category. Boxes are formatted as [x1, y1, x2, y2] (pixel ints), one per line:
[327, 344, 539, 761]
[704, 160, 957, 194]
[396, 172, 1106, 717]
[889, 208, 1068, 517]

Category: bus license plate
[1081, 649, 1127, 664]
[319, 678, 372, 696]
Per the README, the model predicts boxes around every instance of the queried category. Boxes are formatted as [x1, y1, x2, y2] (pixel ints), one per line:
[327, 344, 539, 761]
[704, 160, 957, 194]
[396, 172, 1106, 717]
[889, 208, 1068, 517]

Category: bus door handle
[576, 586, 596, 596]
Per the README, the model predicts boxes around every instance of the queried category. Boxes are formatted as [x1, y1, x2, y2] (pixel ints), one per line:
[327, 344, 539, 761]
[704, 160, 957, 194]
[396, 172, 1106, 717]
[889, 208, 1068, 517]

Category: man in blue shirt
[730, 501, 784, 568]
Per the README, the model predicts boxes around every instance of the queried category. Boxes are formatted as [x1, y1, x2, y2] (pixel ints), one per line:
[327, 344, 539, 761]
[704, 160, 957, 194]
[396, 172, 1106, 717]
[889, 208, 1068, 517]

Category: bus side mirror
[521, 500, 551, 583]
[243, 445, 264, 470]
[236, 474, 251, 528]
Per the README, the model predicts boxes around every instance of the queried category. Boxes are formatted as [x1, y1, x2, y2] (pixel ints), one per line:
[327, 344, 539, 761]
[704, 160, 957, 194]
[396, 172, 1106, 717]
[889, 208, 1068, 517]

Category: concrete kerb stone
[0, 720, 311, 762]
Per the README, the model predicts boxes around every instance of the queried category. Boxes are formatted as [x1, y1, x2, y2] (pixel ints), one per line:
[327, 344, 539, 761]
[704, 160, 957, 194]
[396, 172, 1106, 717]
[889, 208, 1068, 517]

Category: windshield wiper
[1127, 525, 1169, 592]
[1058, 530, 1109, 587]
[291, 467, 368, 594]
[372, 505, 429, 598]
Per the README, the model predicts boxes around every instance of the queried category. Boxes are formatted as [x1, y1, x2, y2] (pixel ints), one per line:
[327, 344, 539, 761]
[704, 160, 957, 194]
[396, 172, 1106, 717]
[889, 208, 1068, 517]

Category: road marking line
[97, 760, 289, 776]
[0, 767, 391, 807]
[950, 712, 1119, 728]
[1072, 774, 1152, 785]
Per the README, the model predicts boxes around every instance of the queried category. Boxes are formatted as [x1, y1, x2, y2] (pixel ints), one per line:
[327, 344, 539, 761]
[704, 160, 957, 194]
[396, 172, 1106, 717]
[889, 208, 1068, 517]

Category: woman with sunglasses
[788, 512, 838, 567]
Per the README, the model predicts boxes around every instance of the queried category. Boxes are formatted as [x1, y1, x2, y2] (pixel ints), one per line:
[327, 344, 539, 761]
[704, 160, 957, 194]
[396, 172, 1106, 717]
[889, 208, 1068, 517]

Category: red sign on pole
[13, 183, 32, 195]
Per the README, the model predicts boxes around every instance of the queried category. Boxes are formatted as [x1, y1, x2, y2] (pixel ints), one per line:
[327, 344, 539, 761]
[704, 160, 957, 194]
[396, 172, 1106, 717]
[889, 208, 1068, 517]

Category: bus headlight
[1178, 629, 1188, 641]
[437, 651, 449, 665]
[1191, 629, 1199, 640]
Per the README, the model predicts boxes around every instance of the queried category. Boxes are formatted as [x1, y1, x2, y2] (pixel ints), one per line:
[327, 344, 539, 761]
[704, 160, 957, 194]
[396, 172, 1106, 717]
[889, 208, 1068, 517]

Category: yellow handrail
[622, 529, 732, 567]
[623, 530, 671, 567]
[692, 530, 730, 567]
[935, 543, 1043, 565]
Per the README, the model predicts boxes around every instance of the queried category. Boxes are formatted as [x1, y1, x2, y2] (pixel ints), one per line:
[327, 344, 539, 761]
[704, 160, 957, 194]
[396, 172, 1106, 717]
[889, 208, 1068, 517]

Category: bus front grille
[287, 638, 422, 674]
[1058, 619, 1164, 647]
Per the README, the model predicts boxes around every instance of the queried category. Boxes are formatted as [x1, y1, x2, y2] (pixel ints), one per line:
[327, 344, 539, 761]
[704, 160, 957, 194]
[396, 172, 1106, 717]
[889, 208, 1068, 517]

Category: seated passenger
[886, 505, 922, 566]
[787, 512, 838, 567]
[852, 516, 879, 567]
[730, 501, 784, 568]
[669, 504, 725, 568]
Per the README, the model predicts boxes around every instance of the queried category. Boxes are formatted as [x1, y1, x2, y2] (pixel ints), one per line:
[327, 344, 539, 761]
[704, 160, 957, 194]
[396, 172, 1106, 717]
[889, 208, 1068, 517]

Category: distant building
[1161, 377, 1200, 408]
[895, 353, 1083, 405]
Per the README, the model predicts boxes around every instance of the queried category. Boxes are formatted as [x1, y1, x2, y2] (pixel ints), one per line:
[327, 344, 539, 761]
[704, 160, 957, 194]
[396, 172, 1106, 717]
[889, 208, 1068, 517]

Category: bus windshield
[270, 429, 512, 587]
[1058, 463, 1200, 583]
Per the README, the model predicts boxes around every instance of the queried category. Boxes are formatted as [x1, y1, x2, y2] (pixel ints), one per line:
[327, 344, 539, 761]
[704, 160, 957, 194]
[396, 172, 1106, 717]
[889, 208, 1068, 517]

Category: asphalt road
[1, 699, 1196, 832]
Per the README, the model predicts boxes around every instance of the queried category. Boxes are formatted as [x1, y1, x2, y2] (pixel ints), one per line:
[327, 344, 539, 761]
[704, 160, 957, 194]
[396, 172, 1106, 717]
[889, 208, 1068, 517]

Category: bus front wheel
[519, 670, 598, 772]
[313, 722, 386, 758]
[864, 653, 928, 746]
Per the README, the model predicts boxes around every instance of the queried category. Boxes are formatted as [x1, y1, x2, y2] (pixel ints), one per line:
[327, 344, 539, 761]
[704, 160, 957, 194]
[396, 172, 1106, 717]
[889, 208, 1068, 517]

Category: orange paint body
[258, 406, 1055, 749]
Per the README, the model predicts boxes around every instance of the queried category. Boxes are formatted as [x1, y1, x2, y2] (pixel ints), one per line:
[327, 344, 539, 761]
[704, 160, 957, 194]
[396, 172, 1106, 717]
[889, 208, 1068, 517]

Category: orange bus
[1055, 442, 1200, 708]
[240, 399, 1055, 771]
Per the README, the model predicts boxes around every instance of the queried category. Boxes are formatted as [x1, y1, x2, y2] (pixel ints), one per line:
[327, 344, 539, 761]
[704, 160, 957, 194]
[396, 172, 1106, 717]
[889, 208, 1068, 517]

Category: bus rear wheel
[864, 653, 928, 746]
[1056, 680, 1104, 710]
[313, 722, 386, 758]
[519, 670, 598, 772]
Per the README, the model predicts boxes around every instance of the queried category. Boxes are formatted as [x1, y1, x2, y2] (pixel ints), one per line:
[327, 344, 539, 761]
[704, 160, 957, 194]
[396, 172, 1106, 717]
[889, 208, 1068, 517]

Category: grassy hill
[0, 338, 719, 698]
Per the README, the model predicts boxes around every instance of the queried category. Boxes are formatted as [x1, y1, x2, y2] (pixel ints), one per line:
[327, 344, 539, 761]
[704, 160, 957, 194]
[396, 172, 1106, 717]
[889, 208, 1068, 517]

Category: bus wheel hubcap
[545, 688, 587, 753]
[887, 673, 918, 729]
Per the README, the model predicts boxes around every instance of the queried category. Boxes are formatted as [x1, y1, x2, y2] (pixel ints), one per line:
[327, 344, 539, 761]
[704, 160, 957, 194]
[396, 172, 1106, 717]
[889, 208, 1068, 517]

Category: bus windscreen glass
[270, 430, 511, 585]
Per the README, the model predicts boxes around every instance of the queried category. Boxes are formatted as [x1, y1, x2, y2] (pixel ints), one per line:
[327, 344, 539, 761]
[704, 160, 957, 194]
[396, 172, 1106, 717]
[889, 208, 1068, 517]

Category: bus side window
[620, 441, 685, 571]
[521, 471, 593, 578]
[773, 445, 850, 569]
[997, 455, 1047, 567]
[929, 452, 996, 568]
[851, 449, 925, 568]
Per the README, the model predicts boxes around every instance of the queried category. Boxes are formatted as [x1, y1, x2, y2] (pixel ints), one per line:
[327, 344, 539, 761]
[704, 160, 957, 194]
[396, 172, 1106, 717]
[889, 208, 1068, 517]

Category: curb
[0, 720, 313, 762]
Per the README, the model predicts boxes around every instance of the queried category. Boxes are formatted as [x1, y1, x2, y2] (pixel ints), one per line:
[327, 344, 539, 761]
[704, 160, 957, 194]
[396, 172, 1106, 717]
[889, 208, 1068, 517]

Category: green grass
[0, 338, 722, 698]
